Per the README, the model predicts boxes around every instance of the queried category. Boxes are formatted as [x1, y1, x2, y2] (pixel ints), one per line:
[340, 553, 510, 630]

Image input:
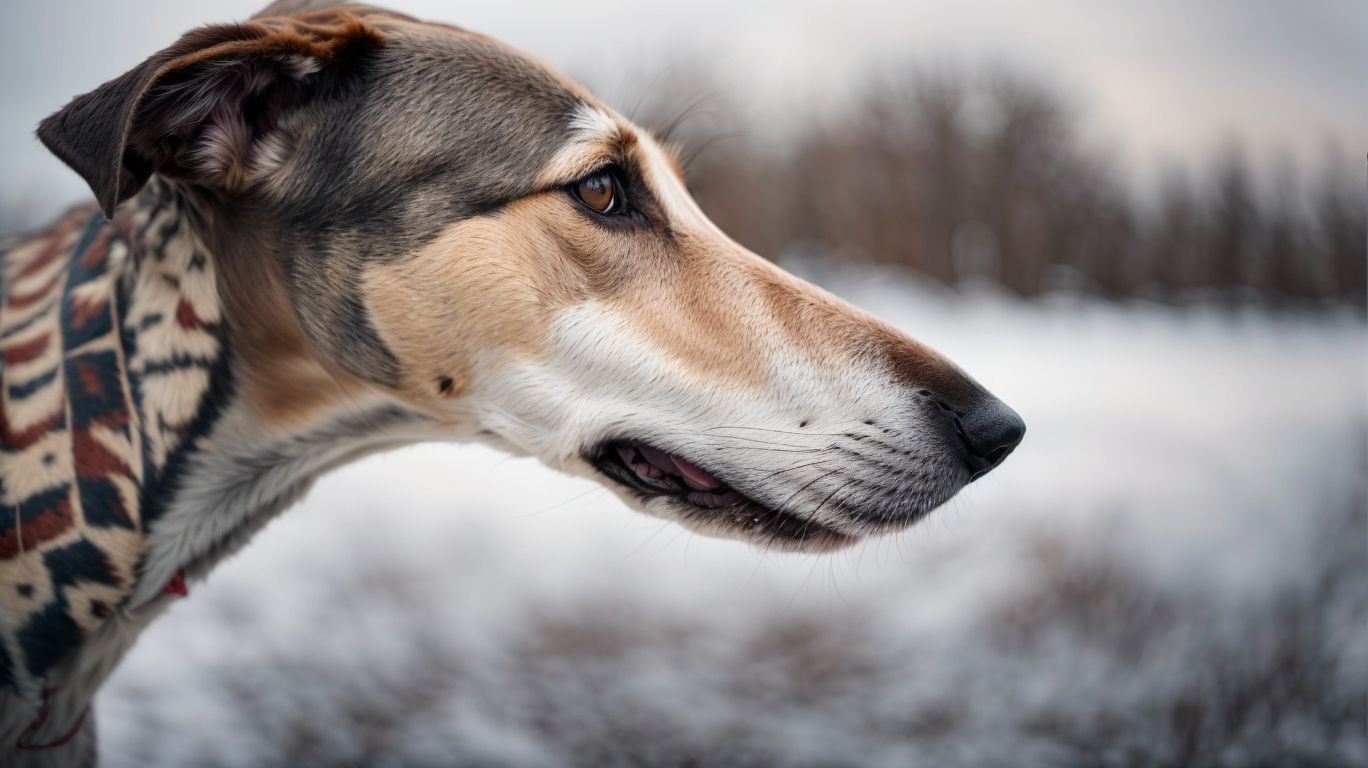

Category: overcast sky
[2, 0, 1363, 227]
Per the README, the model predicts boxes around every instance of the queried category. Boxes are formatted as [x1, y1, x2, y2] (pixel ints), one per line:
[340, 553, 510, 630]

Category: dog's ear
[37, 15, 382, 218]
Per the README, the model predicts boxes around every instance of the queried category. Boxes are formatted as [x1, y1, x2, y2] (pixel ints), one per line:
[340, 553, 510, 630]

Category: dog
[0, 1, 1024, 763]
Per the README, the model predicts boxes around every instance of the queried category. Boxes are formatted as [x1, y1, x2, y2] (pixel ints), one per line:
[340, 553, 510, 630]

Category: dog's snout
[954, 395, 1025, 480]
[874, 332, 1024, 482]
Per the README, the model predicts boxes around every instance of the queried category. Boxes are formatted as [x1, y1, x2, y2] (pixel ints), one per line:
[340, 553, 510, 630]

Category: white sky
[2, 0, 1364, 224]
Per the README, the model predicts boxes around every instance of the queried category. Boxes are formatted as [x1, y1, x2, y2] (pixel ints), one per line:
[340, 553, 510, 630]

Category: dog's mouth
[590, 439, 859, 551]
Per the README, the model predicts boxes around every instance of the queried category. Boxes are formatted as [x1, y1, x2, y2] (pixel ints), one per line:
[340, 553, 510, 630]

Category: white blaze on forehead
[568, 100, 617, 137]
[537, 102, 623, 186]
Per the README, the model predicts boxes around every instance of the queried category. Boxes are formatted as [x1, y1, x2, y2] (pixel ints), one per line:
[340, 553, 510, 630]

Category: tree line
[642, 68, 1365, 308]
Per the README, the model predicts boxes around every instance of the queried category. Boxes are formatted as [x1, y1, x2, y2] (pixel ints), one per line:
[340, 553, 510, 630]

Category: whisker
[519, 485, 605, 519]
[752, 459, 833, 482]
[813, 479, 858, 521]
[760, 468, 844, 550]
[627, 520, 675, 558]
[676, 432, 830, 452]
[680, 131, 746, 173]
[655, 92, 719, 145]
[675, 435, 831, 451]
[791, 478, 856, 545]
[702, 425, 852, 438]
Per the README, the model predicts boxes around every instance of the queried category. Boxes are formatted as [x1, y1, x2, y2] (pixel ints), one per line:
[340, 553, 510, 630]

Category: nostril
[984, 443, 1014, 467]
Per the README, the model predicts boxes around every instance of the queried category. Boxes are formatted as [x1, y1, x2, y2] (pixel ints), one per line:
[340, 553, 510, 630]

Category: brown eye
[572, 170, 624, 215]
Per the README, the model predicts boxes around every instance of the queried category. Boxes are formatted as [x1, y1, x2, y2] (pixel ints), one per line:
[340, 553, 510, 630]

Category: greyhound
[0, 1, 1023, 763]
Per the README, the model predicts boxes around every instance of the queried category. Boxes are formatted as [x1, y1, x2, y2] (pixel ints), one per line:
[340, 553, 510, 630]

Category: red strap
[16, 691, 90, 751]
[163, 569, 187, 597]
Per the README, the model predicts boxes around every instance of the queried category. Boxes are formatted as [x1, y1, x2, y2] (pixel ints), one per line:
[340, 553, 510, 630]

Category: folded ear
[37, 14, 382, 218]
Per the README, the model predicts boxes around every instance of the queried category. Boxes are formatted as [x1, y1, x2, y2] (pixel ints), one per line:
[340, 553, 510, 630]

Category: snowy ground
[99, 266, 1367, 767]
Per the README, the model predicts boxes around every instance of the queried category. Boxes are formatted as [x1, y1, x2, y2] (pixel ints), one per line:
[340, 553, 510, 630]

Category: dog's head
[38, 2, 1023, 551]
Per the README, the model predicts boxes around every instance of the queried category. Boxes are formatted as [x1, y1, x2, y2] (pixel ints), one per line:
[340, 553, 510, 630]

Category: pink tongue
[670, 455, 723, 491]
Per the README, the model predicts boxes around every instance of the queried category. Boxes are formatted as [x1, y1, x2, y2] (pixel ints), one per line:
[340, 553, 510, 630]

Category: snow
[98, 265, 1367, 766]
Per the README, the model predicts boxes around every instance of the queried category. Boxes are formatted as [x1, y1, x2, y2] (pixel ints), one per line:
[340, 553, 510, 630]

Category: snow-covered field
[99, 266, 1367, 767]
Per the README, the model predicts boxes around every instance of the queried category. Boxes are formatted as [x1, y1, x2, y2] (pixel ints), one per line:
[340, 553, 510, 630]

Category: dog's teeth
[609, 441, 734, 500]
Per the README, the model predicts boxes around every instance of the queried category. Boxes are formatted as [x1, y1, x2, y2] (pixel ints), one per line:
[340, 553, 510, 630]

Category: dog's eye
[572, 170, 625, 215]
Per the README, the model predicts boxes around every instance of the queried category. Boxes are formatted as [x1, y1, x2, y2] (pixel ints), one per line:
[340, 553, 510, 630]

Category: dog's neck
[0, 180, 439, 751]
[114, 179, 438, 606]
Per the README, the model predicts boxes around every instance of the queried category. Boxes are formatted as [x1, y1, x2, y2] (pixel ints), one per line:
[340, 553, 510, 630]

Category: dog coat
[0, 188, 226, 703]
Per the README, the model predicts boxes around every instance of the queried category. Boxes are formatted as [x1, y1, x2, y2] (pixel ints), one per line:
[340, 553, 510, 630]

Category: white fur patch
[463, 302, 963, 538]
[536, 102, 624, 186]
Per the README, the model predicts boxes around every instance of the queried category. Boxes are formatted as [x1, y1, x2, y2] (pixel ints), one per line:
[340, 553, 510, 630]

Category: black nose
[956, 396, 1025, 480]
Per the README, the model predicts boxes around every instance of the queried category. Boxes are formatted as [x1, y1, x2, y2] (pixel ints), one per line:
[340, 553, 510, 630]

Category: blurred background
[3, 1, 1366, 765]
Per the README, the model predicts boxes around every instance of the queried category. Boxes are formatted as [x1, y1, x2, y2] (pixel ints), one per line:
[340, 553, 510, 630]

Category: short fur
[0, 3, 1021, 764]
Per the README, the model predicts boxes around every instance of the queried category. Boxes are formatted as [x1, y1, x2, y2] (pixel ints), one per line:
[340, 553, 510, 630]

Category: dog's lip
[590, 439, 860, 550]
